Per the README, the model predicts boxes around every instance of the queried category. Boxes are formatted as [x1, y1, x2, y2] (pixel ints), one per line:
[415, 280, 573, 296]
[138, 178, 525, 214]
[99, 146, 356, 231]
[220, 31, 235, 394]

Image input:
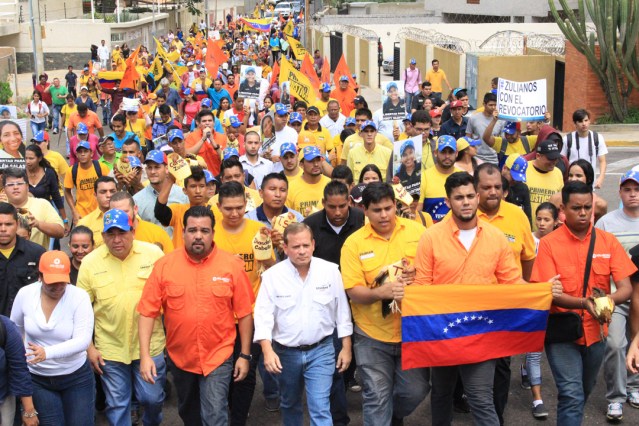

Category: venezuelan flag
[97, 71, 124, 90]
[401, 283, 552, 369]
[240, 18, 272, 33]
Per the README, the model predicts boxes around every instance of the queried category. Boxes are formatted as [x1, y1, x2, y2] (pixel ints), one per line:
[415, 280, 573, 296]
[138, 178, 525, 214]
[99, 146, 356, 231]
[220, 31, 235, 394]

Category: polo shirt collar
[363, 219, 405, 241]
[477, 204, 504, 222]
[560, 222, 594, 241]
[255, 204, 290, 223]
[446, 216, 485, 236]
[182, 244, 217, 264]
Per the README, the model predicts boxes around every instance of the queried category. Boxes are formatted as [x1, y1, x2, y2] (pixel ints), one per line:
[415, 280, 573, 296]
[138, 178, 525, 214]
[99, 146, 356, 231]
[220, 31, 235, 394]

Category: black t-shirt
[65, 72, 78, 88]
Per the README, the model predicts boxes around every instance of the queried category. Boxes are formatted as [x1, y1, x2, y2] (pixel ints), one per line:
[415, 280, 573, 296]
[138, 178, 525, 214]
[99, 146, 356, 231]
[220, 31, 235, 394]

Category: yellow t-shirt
[64, 162, 111, 217]
[77, 208, 105, 247]
[45, 150, 68, 196]
[347, 144, 393, 181]
[18, 197, 64, 249]
[341, 133, 393, 162]
[526, 163, 564, 231]
[208, 187, 263, 223]
[135, 218, 174, 254]
[477, 201, 536, 272]
[341, 218, 426, 343]
[286, 175, 331, 217]
[0, 247, 14, 259]
[214, 219, 268, 297]
[425, 69, 448, 93]
[331, 135, 343, 166]
[312, 98, 337, 117]
[126, 119, 147, 148]
[169, 203, 192, 249]
[304, 126, 334, 154]
[493, 135, 538, 157]
[420, 166, 461, 222]
[61, 104, 78, 129]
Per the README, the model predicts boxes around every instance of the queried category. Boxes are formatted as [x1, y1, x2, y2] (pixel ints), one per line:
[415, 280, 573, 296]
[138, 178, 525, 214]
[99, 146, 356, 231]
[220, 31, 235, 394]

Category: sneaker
[453, 395, 471, 413]
[628, 391, 639, 409]
[348, 378, 362, 392]
[520, 364, 531, 390]
[607, 402, 623, 422]
[52, 128, 58, 135]
[265, 397, 280, 412]
[532, 402, 549, 419]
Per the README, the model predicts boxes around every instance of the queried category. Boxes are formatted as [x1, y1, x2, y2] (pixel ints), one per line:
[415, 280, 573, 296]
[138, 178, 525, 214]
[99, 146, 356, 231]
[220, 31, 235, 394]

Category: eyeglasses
[4, 182, 27, 188]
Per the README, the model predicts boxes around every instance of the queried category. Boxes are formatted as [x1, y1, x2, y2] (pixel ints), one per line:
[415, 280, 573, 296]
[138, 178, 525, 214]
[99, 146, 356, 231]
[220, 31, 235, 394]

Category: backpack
[566, 131, 599, 162]
[498, 135, 531, 169]
[71, 160, 102, 187]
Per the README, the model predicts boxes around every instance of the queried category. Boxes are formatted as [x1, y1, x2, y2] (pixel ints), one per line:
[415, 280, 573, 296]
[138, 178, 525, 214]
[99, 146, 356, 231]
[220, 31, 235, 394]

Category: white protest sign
[496, 78, 547, 121]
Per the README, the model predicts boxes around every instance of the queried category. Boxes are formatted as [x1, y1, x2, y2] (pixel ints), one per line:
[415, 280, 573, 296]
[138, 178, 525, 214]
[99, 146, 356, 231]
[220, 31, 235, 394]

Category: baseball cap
[339, 75, 349, 82]
[195, 59, 201, 65]
[352, 74, 357, 79]
[31, 130, 46, 143]
[223, 147, 240, 160]
[350, 183, 367, 204]
[228, 116, 242, 128]
[201, 98, 212, 108]
[429, 109, 442, 118]
[203, 169, 217, 184]
[386, 82, 398, 92]
[450, 100, 463, 109]
[320, 83, 331, 93]
[345, 117, 356, 126]
[103, 209, 132, 232]
[307, 106, 320, 115]
[187, 61, 194, 66]
[289, 112, 303, 124]
[76, 141, 92, 152]
[39, 251, 71, 283]
[505, 154, 528, 183]
[0, 106, 9, 115]
[144, 149, 167, 165]
[536, 140, 561, 160]
[302, 145, 322, 161]
[76, 123, 89, 135]
[353, 96, 365, 104]
[128, 156, 142, 169]
[437, 135, 457, 152]
[410, 58, 416, 65]
[453, 88, 467, 97]
[167, 129, 184, 142]
[360, 120, 377, 131]
[503, 122, 518, 135]
[280, 142, 297, 157]
[400, 140, 415, 156]
[491, 89, 498, 95]
[183, 88, 192, 96]
[80, 86, 88, 91]
[275, 103, 289, 116]
[620, 170, 639, 186]
[147, 93, 158, 100]
[245, 66, 256, 74]
[402, 113, 412, 123]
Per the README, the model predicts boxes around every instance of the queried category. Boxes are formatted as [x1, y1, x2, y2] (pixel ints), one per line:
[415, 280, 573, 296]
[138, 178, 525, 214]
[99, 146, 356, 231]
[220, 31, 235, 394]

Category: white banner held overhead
[496, 78, 547, 121]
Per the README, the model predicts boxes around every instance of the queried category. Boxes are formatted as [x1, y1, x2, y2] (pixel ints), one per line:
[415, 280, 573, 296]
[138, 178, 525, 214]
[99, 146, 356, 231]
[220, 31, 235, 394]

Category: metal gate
[553, 60, 565, 131]
[330, 32, 343, 73]
[393, 42, 400, 81]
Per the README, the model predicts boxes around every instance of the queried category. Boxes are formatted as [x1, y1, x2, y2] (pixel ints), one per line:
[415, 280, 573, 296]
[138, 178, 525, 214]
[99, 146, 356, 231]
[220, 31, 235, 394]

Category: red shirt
[35, 83, 52, 105]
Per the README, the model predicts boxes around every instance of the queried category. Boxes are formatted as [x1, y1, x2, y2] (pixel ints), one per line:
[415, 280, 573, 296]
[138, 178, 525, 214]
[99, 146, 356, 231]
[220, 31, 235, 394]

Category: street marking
[606, 157, 639, 172]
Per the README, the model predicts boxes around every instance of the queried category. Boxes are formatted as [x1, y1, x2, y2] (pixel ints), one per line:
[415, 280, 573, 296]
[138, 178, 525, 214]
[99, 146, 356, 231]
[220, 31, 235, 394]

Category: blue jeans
[546, 340, 606, 426]
[170, 356, 233, 426]
[604, 301, 639, 403]
[31, 360, 95, 426]
[51, 104, 63, 129]
[258, 356, 280, 399]
[431, 359, 498, 426]
[526, 352, 543, 386]
[101, 354, 166, 426]
[405, 91, 417, 113]
[101, 99, 112, 124]
[353, 333, 430, 425]
[331, 331, 350, 426]
[274, 336, 335, 426]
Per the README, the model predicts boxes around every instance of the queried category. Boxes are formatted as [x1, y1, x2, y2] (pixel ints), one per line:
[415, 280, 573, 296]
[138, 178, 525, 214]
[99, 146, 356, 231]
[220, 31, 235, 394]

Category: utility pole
[304, 0, 310, 48]
[28, 0, 44, 76]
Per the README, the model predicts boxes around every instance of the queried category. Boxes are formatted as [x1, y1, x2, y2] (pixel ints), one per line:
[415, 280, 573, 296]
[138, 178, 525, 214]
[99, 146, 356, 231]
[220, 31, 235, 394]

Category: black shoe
[391, 417, 404, 426]
[347, 378, 362, 392]
[131, 409, 140, 425]
[454, 395, 471, 413]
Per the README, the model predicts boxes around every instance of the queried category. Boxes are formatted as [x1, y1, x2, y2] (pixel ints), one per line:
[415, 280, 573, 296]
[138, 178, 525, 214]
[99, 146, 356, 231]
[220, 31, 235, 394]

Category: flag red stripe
[401, 330, 545, 370]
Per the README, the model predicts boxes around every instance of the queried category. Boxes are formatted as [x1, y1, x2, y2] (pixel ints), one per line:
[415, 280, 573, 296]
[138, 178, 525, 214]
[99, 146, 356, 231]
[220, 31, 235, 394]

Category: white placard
[496, 78, 547, 121]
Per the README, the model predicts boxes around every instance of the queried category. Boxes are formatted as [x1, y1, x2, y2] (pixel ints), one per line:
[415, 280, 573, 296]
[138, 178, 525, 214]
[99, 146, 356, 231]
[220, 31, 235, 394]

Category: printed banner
[382, 81, 406, 121]
[496, 78, 547, 121]
[279, 56, 314, 105]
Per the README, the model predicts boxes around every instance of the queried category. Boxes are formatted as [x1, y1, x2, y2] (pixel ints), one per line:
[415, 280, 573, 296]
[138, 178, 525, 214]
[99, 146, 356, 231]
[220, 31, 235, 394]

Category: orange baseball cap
[39, 250, 71, 283]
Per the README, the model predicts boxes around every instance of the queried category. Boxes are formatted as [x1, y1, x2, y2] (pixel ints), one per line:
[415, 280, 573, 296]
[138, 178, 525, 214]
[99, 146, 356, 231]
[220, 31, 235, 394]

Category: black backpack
[498, 135, 531, 169]
[566, 131, 599, 162]
[71, 160, 102, 187]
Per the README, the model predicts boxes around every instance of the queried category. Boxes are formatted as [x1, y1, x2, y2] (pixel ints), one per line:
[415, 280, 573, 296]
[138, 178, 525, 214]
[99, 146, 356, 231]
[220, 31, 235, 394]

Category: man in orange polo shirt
[138, 206, 254, 426]
[414, 171, 562, 426]
[67, 104, 105, 139]
[531, 180, 635, 426]
[331, 76, 357, 117]
[186, 109, 226, 175]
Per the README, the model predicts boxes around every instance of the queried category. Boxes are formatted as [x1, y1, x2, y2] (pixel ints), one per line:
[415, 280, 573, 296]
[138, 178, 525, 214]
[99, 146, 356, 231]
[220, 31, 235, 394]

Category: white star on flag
[464, 316, 469, 321]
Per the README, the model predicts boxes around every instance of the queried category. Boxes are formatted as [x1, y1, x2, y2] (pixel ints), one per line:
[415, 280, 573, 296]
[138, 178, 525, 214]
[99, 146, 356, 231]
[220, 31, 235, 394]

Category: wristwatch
[239, 353, 253, 361]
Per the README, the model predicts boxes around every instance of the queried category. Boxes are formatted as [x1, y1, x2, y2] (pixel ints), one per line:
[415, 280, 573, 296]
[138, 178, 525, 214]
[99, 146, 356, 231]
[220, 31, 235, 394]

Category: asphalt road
[89, 147, 639, 425]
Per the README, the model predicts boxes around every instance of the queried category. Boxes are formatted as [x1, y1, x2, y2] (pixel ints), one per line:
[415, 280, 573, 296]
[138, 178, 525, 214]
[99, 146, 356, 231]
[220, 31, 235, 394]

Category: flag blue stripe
[402, 308, 548, 343]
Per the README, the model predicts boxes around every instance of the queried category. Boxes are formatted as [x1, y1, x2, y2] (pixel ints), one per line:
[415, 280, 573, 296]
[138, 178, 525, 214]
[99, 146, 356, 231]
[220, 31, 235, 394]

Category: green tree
[549, 0, 639, 122]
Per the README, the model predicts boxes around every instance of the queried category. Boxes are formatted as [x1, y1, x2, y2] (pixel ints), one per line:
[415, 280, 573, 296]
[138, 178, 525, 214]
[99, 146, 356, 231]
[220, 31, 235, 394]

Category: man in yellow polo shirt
[287, 146, 332, 217]
[109, 191, 174, 254]
[341, 182, 429, 425]
[340, 109, 394, 165]
[77, 208, 166, 426]
[347, 121, 392, 181]
[303, 106, 334, 155]
[313, 83, 337, 117]
[425, 59, 452, 100]
[78, 176, 118, 247]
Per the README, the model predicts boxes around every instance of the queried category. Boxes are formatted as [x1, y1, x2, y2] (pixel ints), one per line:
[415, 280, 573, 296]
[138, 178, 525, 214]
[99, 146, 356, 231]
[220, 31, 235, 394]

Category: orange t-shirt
[531, 225, 637, 346]
[185, 128, 227, 175]
[330, 87, 357, 116]
[225, 82, 238, 100]
[68, 111, 103, 136]
[137, 246, 254, 375]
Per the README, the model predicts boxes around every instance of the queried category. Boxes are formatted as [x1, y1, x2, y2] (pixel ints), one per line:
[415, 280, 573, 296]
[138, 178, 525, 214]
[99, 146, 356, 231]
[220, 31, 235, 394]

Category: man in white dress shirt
[254, 222, 353, 426]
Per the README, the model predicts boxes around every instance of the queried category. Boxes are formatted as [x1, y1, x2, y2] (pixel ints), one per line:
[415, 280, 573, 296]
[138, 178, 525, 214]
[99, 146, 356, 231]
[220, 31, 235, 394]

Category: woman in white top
[25, 90, 50, 137]
[10, 250, 95, 426]
[0, 120, 24, 159]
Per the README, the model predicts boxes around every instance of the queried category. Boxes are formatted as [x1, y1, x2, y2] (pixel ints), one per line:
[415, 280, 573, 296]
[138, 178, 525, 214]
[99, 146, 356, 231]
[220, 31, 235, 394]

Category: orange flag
[321, 56, 331, 85]
[270, 60, 280, 88]
[301, 53, 321, 97]
[120, 45, 141, 90]
[195, 32, 204, 48]
[333, 54, 356, 90]
[206, 37, 229, 80]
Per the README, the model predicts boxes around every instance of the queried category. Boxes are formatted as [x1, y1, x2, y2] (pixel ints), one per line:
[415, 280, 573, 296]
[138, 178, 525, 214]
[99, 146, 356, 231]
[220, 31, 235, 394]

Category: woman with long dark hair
[26, 90, 50, 136]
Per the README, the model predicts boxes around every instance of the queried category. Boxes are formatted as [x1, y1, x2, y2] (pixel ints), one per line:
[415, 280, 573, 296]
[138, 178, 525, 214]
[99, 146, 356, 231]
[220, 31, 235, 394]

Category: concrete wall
[359, 38, 370, 87]
[430, 0, 579, 18]
[346, 34, 356, 76]
[404, 39, 427, 77]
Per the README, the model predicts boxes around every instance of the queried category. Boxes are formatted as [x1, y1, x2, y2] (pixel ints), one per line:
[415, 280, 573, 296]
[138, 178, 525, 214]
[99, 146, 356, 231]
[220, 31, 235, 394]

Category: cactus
[549, 0, 639, 122]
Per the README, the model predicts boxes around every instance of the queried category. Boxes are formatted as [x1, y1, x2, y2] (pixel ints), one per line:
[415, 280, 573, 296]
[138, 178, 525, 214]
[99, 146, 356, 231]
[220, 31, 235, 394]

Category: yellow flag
[279, 56, 316, 105]
[149, 55, 164, 81]
[165, 50, 181, 63]
[154, 37, 168, 57]
[287, 36, 311, 62]
[253, 4, 260, 18]
[283, 20, 294, 37]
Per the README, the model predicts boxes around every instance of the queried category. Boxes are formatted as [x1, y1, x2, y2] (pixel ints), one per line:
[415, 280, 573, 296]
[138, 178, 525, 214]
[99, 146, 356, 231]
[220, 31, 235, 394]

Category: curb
[606, 140, 639, 147]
